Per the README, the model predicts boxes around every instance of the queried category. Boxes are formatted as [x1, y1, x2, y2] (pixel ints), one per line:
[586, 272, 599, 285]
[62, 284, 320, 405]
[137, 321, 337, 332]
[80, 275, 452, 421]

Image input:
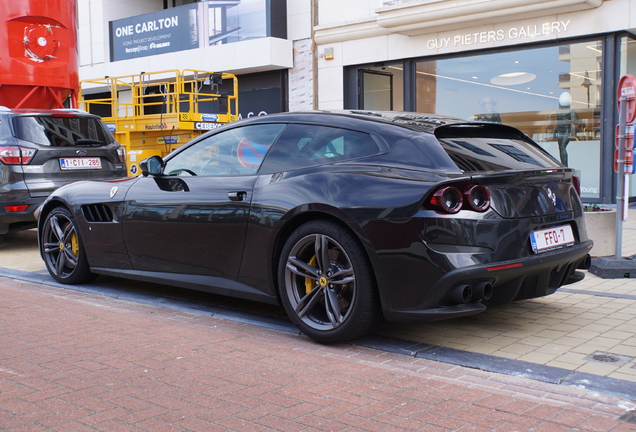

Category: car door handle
[227, 191, 247, 201]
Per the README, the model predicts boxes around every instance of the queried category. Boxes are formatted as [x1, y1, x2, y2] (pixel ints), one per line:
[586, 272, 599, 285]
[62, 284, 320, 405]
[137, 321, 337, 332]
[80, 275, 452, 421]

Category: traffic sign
[615, 148, 634, 174]
[616, 123, 634, 149]
[617, 74, 636, 123]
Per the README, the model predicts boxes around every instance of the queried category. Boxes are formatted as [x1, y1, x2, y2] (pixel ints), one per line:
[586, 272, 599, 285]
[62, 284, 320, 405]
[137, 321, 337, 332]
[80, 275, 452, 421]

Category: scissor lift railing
[80, 69, 238, 175]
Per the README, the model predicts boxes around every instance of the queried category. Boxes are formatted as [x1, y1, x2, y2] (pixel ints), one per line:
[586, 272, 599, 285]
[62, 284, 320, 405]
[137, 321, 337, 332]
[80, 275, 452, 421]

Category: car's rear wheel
[41, 207, 96, 284]
[279, 220, 382, 344]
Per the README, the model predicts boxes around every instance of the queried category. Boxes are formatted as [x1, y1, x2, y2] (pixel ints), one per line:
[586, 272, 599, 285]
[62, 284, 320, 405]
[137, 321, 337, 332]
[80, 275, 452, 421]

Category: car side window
[163, 124, 285, 176]
[260, 124, 380, 173]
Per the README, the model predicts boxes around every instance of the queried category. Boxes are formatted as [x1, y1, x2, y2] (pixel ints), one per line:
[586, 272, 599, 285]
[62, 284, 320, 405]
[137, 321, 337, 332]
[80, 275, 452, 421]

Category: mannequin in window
[475, 96, 502, 123]
[555, 92, 579, 166]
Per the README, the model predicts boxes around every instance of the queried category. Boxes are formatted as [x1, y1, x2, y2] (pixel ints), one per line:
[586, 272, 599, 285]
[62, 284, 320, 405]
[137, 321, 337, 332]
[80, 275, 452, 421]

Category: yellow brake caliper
[305, 255, 317, 294]
[70, 232, 79, 257]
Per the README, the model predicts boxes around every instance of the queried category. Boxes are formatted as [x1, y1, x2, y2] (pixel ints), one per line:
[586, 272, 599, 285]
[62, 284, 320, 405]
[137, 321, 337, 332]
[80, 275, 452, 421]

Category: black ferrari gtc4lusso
[37, 110, 592, 343]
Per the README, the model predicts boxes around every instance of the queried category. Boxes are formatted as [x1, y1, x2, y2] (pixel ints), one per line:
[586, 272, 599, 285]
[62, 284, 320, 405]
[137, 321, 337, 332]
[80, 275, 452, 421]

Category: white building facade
[312, 0, 636, 204]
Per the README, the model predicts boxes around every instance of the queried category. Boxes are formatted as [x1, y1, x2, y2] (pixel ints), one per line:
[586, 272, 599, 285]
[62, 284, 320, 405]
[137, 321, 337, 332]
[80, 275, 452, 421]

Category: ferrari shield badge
[110, 186, 119, 199]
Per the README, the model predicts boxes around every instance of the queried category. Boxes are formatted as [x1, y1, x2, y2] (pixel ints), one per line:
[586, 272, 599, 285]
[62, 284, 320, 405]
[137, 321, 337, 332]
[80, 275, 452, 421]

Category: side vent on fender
[82, 204, 113, 222]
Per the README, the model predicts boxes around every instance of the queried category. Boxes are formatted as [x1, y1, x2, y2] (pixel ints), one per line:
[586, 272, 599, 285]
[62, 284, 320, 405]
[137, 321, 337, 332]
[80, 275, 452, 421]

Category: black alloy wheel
[279, 220, 382, 344]
[41, 207, 95, 284]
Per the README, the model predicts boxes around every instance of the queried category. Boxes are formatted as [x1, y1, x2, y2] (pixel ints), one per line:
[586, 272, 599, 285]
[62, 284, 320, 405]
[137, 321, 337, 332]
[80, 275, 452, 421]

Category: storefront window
[415, 41, 603, 199]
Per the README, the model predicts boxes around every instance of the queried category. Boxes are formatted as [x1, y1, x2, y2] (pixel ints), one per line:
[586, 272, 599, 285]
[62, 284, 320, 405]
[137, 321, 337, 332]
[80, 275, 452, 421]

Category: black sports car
[37, 111, 592, 343]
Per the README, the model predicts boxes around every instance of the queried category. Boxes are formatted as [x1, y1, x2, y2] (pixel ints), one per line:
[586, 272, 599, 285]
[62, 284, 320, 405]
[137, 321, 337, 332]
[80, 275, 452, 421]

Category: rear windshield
[434, 124, 560, 172]
[11, 115, 113, 147]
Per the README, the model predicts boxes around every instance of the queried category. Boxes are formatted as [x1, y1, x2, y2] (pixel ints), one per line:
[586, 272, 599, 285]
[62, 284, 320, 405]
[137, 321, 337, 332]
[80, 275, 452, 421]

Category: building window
[359, 64, 404, 111]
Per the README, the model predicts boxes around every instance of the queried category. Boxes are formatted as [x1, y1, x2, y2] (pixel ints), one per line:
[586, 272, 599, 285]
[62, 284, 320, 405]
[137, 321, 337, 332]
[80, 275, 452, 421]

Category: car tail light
[5, 205, 29, 212]
[572, 175, 581, 196]
[428, 186, 463, 214]
[463, 185, 490, 212]
[116, 146, 126, 163]
[0, 146, 36, 165]
[426, 184, 491, 214]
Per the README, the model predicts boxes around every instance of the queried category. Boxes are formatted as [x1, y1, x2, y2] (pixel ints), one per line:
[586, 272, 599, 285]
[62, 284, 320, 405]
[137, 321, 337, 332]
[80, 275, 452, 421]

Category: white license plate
[529, 225, 575, 253]
[59, 157, 102, 170]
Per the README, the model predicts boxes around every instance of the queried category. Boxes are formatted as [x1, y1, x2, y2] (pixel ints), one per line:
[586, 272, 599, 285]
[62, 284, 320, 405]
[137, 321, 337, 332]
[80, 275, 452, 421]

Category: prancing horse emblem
[110, 186, 119, 199]
[547, 188, 557, 206]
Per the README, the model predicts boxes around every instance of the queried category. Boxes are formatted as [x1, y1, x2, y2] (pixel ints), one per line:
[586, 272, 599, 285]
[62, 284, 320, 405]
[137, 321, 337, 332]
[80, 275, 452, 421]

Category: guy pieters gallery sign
[426, 20, 572, 50]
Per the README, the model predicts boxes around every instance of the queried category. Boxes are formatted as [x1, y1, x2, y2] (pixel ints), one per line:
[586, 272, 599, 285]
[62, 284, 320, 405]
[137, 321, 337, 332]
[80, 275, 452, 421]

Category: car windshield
[434, 124, 560, 172]
[11, 115, 113, 147]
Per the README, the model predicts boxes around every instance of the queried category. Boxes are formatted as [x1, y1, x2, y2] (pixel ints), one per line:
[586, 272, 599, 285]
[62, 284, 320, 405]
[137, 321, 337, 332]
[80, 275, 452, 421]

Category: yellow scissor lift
[80, 69, 239, 175]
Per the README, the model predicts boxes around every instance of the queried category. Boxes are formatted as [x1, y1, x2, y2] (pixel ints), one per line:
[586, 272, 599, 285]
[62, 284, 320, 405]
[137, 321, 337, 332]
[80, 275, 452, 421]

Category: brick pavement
[1, 277, 636, 431]
[2, 215, 636, 387]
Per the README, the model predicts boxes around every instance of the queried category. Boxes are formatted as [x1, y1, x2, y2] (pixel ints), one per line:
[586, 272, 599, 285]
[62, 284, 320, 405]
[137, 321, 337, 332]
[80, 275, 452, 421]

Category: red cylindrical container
[0, 0, 78, 109]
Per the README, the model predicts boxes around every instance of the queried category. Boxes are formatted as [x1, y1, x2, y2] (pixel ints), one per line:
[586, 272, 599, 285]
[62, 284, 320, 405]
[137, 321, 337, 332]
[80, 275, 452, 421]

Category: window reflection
[207, 0, 267, 45]
[260, 124, 382, 173]
[164, 123, 284, 176]
[415, 40, 603, 199]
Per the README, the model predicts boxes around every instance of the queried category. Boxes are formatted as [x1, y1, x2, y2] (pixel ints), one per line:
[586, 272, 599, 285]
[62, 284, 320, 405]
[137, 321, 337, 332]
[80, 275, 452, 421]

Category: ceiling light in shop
[491, 72, 536, 86]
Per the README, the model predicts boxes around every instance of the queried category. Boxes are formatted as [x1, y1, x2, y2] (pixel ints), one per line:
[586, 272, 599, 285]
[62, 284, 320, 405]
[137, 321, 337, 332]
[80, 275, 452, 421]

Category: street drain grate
[584, 351, 634, 366]
[592, 354, 620, 363]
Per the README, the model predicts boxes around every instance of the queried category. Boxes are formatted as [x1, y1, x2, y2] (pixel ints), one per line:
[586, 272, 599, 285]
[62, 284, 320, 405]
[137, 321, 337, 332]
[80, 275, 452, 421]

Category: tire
[278, 220, 382, 344]
[41, 207, 96, 284]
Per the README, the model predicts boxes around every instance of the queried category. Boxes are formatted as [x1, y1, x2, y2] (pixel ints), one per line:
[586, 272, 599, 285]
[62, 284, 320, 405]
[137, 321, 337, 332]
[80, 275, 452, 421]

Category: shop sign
[109, 4, 199, 61]
[426, 20, 571, 50]
[195, 122, 223, 130]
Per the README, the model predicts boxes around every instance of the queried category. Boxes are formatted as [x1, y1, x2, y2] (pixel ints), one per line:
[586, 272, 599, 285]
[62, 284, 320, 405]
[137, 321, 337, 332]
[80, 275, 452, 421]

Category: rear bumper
[383, 240, 593, 323]
[0, 197, 44, 233]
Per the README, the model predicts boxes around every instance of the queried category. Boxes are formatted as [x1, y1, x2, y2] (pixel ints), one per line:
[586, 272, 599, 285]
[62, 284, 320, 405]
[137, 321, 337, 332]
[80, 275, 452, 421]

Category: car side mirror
[140, 155, 165, 177]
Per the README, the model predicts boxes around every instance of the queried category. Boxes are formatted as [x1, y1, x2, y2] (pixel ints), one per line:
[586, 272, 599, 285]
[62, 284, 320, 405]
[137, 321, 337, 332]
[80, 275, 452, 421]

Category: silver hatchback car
[0, 107, 127, 243]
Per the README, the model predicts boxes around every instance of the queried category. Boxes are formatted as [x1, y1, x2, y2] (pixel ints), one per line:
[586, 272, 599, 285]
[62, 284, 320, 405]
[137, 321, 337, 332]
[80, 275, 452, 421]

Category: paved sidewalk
[1, 277, 636, 431]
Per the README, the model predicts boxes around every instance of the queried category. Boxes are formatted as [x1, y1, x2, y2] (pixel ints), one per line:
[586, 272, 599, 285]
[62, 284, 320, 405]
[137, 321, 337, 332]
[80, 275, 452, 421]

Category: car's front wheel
[41, 207, 96, 284]
[278, 220, 382, 344]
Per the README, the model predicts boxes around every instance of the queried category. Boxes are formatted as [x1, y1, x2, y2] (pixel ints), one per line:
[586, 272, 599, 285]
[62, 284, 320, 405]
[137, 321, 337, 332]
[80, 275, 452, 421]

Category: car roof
[237, 110, 474, 134]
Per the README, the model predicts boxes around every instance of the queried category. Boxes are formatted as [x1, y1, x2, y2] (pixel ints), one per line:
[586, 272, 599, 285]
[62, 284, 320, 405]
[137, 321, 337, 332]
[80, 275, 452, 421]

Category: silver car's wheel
[41, 207, 95, 284]
[279, 220, 381, 343]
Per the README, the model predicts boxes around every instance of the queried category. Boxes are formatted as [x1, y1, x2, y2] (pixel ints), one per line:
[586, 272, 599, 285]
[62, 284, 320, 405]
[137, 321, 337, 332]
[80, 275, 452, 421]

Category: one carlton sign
[110, 3, 199, 61]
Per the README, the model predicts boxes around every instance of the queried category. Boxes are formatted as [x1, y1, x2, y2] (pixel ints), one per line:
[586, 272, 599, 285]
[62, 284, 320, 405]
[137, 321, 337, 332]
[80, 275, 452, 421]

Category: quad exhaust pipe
[577, 254, 591, 270]
[450, 284, 472, 304]
[449, 281, 493, 304]
[474, 281, 493, 301]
